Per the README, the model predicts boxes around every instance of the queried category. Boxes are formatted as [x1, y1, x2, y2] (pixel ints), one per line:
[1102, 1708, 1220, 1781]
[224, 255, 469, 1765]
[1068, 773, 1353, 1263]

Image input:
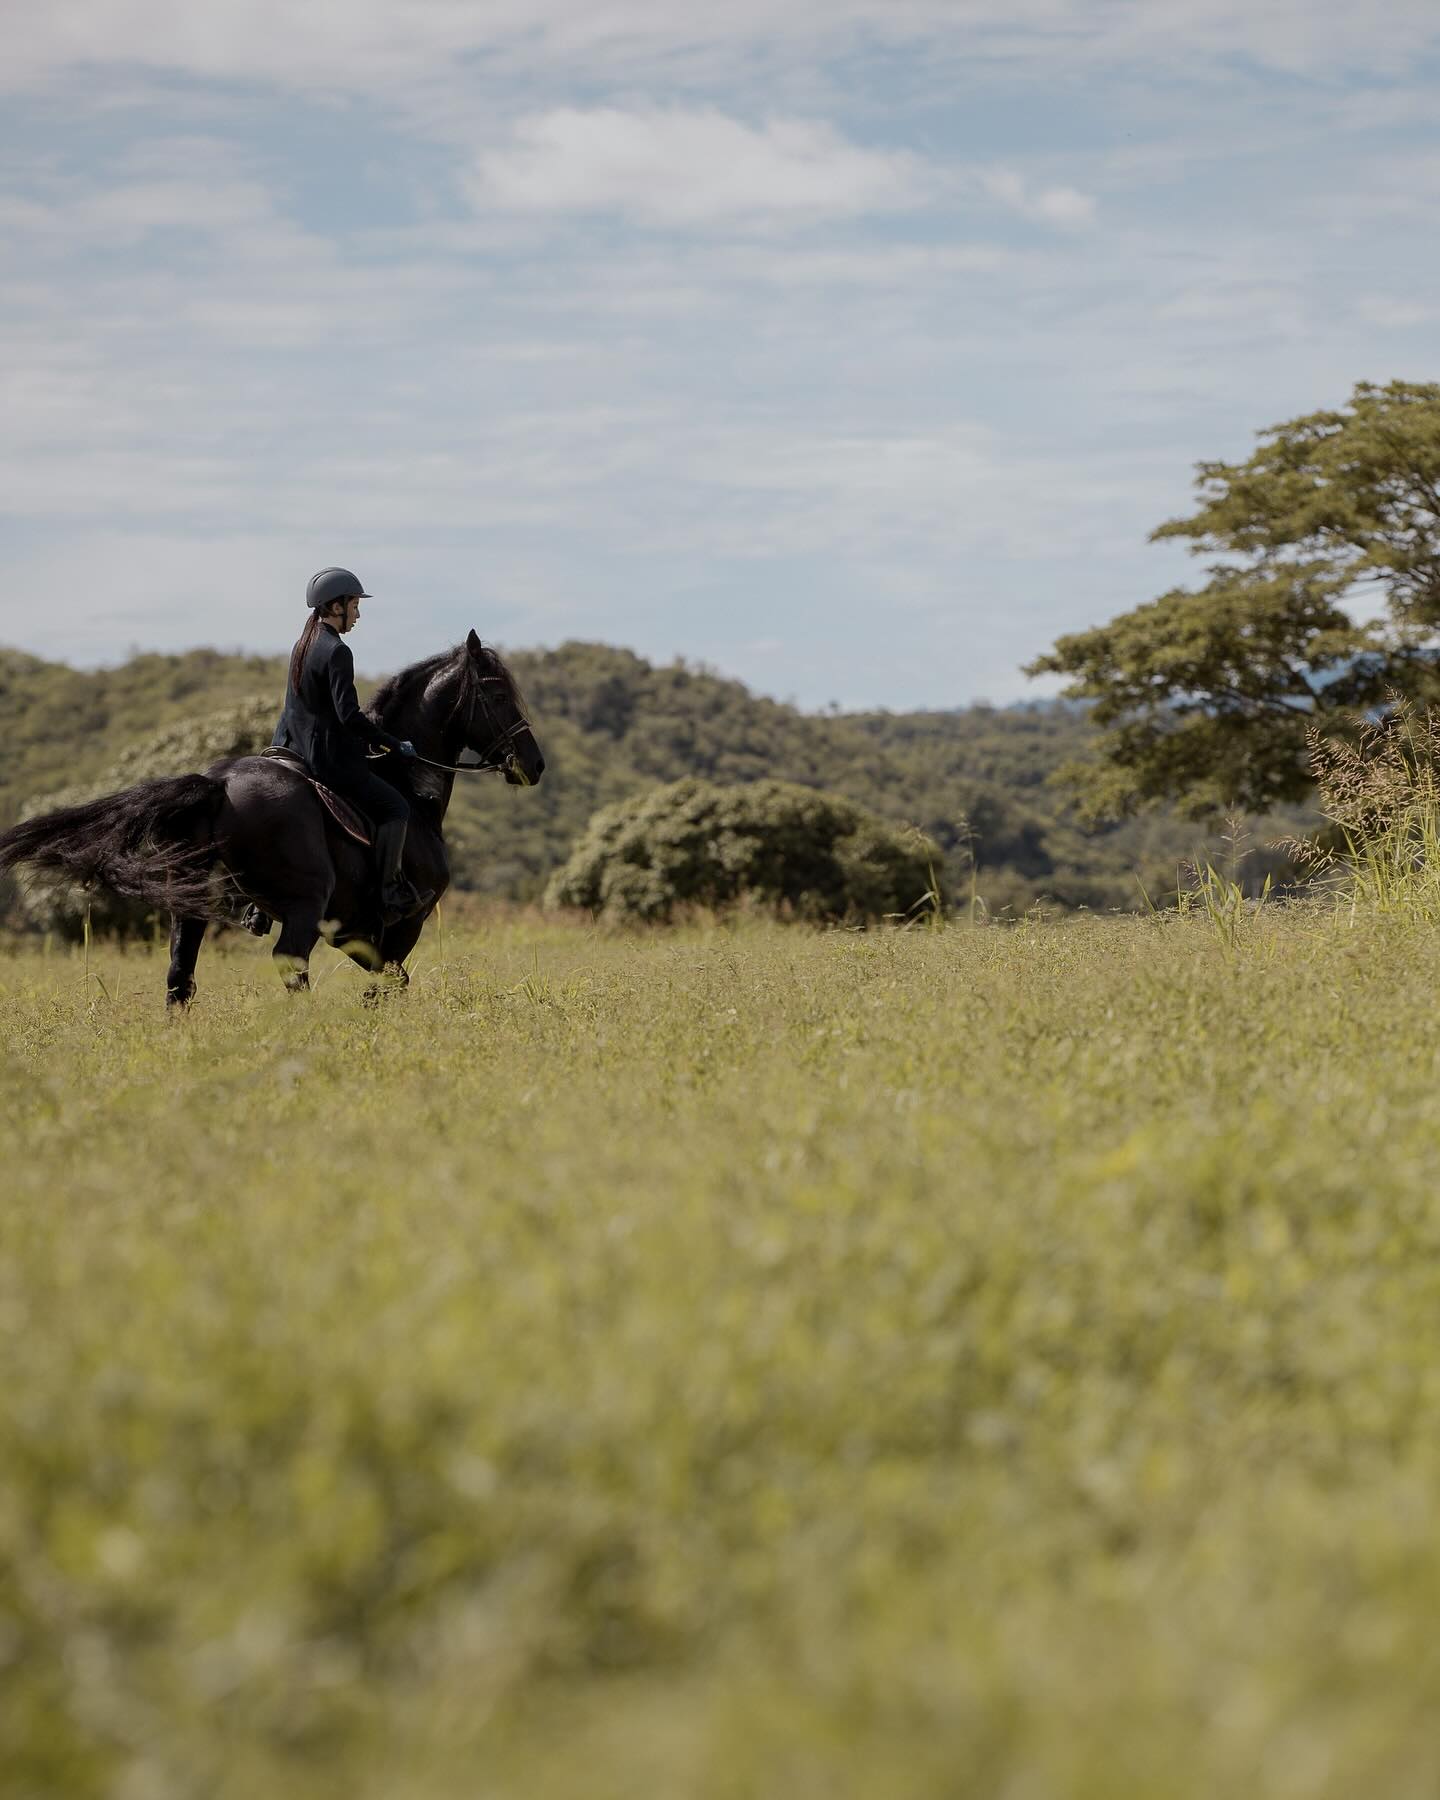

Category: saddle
[260, 747, 372, 846]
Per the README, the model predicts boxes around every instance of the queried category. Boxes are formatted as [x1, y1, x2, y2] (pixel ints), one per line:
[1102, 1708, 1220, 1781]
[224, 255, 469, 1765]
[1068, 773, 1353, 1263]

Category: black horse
[0, 631, 544, 1005]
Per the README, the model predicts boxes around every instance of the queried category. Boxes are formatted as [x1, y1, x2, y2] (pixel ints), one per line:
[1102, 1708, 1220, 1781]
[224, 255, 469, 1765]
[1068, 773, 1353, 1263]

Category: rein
[367, 698, 533, 778]
[380, 747, 505, 776]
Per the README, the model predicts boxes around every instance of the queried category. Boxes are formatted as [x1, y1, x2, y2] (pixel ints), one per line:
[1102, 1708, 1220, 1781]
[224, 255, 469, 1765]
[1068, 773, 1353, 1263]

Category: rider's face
[329, 597, 361, 632]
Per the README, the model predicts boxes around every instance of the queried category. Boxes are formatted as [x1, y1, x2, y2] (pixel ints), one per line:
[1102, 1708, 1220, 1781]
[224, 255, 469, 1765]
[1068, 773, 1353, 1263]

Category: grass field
[6, 903, 1440, 1798]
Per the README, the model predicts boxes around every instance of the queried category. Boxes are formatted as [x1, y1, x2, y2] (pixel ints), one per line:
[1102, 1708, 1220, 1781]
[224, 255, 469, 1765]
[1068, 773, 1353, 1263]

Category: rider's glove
[398, 740, 417, 758]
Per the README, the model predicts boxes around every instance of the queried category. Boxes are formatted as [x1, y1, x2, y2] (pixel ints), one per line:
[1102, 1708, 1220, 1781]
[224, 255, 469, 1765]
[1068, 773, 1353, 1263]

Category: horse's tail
[0, 774, 230, 918]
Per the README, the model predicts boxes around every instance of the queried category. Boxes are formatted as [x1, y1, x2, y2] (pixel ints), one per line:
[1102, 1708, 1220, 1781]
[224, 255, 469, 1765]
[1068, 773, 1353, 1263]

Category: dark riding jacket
[272, 625, 410, 826]
[273, 625, 404, 774]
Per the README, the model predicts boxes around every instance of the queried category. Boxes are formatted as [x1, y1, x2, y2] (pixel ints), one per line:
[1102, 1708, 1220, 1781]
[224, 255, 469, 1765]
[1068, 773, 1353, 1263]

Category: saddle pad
[260, 748, 372, 846]
[313, 782, 372, 847]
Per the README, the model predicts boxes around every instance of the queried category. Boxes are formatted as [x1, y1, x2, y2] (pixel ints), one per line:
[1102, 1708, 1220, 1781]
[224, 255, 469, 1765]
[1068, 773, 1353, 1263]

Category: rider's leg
[346, 774, 434, 924]
[374, 817, 422, 922]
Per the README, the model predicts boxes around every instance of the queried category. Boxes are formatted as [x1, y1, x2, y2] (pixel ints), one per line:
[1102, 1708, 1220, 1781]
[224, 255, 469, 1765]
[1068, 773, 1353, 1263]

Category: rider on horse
[272, 567, 433, 925]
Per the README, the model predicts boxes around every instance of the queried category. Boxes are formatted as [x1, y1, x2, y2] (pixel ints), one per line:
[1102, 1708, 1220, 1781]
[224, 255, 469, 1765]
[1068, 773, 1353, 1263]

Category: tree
[1027, 381, 1440, 818]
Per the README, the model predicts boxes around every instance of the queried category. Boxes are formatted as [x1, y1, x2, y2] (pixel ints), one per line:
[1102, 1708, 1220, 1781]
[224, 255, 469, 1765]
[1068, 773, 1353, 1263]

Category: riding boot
[375, 819, 434, 925]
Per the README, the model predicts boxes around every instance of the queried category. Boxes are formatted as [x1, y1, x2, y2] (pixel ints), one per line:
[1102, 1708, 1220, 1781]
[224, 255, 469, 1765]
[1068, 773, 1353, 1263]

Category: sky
[2, 1, 1438, 710]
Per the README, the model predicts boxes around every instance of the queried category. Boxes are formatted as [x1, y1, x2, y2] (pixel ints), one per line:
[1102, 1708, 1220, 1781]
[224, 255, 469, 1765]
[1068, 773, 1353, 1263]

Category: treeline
[450, 644, 1299, 911]
[0, 640, 1294, 918]
[0, 646, 288, 831]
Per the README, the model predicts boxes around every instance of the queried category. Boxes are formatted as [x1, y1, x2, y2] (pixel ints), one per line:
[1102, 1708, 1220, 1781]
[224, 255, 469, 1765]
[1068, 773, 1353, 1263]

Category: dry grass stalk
[1289, 698, 1440, 918]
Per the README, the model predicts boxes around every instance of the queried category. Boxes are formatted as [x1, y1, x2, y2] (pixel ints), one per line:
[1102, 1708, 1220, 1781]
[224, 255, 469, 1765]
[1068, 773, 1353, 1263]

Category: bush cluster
[545, 776, 940, 924]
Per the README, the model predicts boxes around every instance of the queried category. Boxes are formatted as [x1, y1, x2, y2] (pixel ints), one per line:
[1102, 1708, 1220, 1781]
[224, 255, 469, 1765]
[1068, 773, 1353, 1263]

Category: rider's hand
[398, 740, 417, 758]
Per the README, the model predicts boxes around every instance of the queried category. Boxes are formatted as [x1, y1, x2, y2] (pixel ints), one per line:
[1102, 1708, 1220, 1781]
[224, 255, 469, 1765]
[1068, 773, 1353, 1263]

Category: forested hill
[0, 646, 288, 834]
[1, 640, 1250, 914]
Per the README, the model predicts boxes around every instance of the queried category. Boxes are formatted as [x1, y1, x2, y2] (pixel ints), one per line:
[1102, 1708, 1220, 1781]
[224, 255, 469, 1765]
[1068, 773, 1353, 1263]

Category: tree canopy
[1028, 380, 1440, 818]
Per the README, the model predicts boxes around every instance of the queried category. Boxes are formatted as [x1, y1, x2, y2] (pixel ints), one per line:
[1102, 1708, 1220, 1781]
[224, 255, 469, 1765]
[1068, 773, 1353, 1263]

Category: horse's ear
[465, 628, 483, 659]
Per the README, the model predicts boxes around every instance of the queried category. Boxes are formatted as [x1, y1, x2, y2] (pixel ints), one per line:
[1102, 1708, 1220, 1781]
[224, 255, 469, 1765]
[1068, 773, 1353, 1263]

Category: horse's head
[463, 629, 545, 786]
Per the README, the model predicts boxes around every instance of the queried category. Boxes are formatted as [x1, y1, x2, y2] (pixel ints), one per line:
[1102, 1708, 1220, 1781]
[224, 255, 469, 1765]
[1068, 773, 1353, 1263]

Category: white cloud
[981, 168, 1096, 229]
[0, 136, 330, 269]
[1357, 295, 1436, 330]
[1333, 85, 1440, 133]
[1101, 0, 1439, 78]
[7, 0, 1439, 95]
[465, 110, 1099, 235]
[469, 108, 925, 225]
[701, 243, 1017, 287]
[1156, 280, 1304, 326]
[2, 177, 277, 249]
[4, 5, 1439, 708]
[0, 531, 311, 664]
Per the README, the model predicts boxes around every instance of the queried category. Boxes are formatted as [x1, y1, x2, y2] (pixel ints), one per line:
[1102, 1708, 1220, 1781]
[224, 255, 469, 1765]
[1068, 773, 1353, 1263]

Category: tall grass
[1173, 816, 1273, 958]
[6, 907, 1440, 1797]
[1298, 698, 1440, 921]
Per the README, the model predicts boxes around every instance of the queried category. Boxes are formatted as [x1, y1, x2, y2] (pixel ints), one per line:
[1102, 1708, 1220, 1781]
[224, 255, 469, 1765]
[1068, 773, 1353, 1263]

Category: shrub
[545, 777, 940, 924]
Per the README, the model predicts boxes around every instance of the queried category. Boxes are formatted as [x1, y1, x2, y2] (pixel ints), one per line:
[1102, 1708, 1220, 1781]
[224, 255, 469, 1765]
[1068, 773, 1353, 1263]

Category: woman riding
[272, 567, 432, 924]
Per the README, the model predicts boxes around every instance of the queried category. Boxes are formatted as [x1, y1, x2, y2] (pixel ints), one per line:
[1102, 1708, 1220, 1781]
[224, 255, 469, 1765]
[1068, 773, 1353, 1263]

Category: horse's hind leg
[273, 906, 324, 993]
[166, 915, 207, 1009]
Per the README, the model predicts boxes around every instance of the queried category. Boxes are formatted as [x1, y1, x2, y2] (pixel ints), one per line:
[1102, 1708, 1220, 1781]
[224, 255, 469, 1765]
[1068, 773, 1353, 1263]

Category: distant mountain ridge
[0, 640, 1254, 914]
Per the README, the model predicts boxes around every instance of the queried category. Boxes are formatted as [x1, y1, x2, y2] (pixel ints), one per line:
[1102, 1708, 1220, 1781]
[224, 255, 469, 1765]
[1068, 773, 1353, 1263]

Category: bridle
[370, 659, 533, 778]
[451, 668, 535, 775]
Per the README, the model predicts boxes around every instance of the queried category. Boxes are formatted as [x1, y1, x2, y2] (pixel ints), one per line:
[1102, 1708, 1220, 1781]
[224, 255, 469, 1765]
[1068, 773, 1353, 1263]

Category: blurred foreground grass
[5, 908, 1440, 1798]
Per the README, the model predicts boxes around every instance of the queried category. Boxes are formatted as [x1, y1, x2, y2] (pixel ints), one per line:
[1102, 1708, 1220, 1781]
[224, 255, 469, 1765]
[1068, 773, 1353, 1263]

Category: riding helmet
[306, 567, 371, 610]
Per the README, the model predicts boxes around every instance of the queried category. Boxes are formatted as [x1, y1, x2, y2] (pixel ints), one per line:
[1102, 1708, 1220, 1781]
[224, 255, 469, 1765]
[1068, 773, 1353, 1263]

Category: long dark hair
[288, 610, 325, 693]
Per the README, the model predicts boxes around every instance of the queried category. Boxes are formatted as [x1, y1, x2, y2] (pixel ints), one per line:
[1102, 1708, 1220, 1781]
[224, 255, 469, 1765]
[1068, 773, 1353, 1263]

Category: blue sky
[3, 1, 1438, 708]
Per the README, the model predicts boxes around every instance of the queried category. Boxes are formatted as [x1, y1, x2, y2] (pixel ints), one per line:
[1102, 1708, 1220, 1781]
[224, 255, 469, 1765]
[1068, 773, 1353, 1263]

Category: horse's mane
[370, 642, 527, 727]
[369, 650, 455, 722]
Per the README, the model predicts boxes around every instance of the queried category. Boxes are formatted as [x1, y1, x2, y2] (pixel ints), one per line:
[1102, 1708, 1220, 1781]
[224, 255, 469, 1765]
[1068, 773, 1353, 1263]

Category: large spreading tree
[1028, 380, 1440, 817]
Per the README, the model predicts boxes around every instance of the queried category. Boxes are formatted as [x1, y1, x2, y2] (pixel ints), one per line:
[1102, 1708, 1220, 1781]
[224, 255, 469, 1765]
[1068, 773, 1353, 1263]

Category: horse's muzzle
[505, 747, 545, 786]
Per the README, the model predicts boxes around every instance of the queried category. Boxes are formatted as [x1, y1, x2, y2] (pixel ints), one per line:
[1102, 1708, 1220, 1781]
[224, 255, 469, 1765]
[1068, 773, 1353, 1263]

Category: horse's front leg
[378, 911, 427, 980]
[346, 912, 428, 1004]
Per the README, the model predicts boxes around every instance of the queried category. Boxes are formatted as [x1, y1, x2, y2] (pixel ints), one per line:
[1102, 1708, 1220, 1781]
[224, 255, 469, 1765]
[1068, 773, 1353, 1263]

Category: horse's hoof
[362, 963, 410, 1006]
[274, 952, 311, 993]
